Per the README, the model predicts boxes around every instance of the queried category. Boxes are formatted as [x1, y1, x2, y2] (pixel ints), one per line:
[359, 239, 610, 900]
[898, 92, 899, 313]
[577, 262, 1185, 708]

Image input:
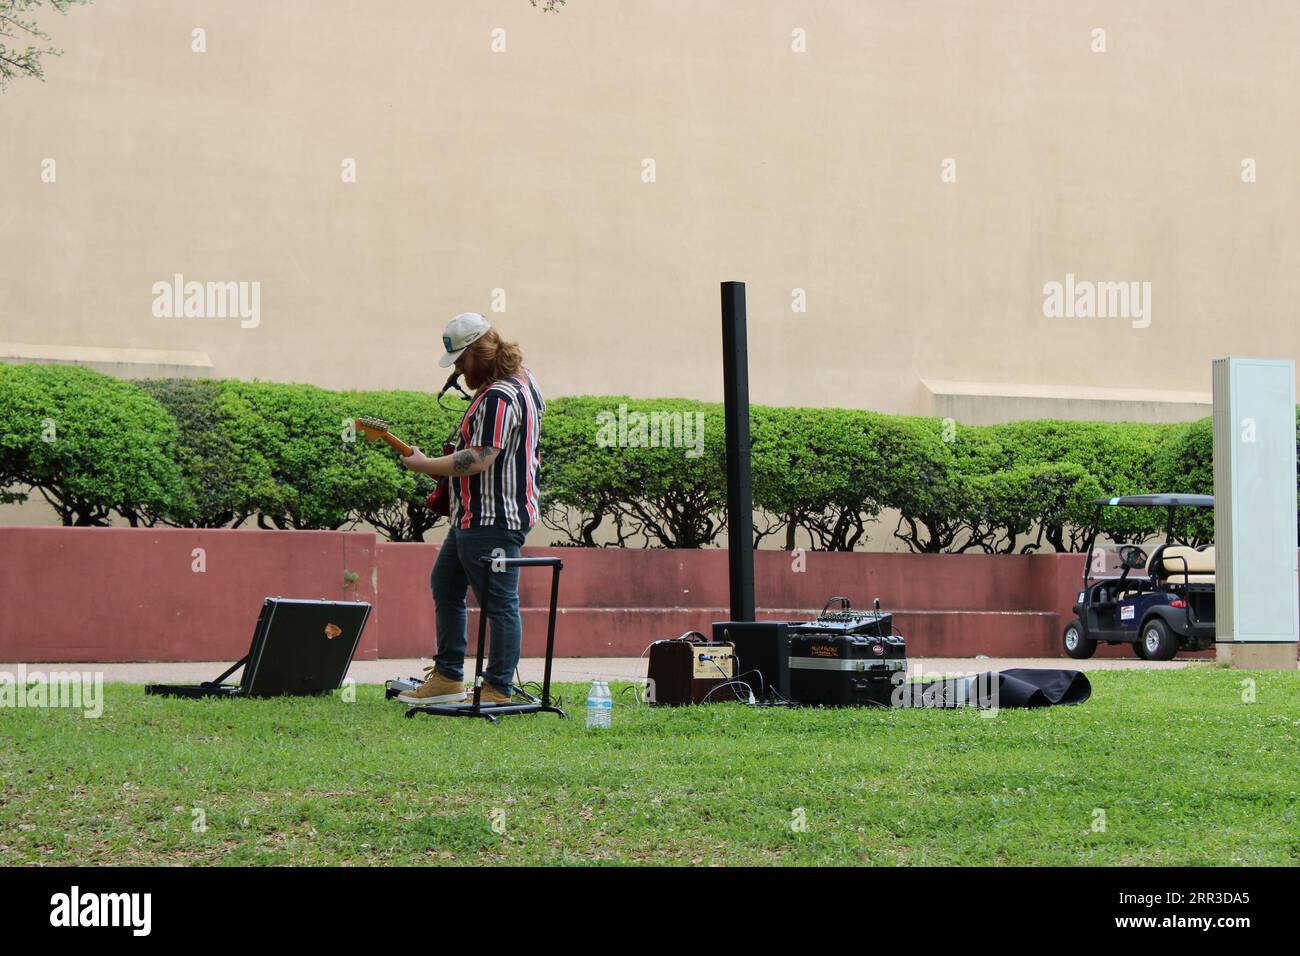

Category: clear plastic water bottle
[586, 679, 603, 729]
[598, 680, 613, 728]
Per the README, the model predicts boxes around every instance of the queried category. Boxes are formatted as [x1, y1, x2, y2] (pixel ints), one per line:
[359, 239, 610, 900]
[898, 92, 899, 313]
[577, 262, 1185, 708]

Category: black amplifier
[711, 620, 794, 702]
[788, 602, 906, 707]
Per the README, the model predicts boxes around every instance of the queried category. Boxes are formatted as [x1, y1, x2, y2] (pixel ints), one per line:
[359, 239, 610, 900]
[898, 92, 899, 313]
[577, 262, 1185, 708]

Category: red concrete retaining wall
[0, 526, 1252, 663]
[0, 528, 379, 662]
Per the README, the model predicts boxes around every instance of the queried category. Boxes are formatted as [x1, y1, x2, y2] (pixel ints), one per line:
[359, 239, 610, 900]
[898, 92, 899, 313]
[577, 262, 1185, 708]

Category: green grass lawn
[2, 668, 1299, 865]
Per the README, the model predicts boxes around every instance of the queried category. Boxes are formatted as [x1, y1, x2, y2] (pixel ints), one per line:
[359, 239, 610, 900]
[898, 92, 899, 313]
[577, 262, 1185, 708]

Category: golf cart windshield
[1083, 494, 1215, 585]
[1086, 543, 1152, 580]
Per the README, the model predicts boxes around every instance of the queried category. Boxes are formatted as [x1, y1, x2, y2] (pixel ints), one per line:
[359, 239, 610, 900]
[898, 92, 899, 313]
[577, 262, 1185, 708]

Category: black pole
[721, 281, 755, 622]
[540, 561, 562, 706]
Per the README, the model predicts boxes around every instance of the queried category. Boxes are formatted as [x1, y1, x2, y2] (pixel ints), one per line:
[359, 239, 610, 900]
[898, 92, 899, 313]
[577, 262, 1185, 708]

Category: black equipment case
[787, 601, 906, 707]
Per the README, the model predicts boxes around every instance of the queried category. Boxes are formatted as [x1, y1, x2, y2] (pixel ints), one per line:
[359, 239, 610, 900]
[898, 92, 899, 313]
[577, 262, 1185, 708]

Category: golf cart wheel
[1063, 618, 1096, 660]
[1139, 618, 1177, 661]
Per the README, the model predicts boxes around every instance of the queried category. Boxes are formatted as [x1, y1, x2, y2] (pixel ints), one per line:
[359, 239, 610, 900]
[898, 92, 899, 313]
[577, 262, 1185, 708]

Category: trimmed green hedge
[2, 363, 1291, 550]
[0, 364, 184, 526]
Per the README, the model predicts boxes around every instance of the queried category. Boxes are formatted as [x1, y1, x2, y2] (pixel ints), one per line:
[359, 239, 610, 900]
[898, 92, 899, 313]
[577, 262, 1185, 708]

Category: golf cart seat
[1150, 545, 1215, 585]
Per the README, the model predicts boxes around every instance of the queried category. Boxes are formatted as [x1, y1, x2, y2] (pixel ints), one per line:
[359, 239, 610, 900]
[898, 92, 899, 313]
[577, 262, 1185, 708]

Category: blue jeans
[431, 524, 527, 694]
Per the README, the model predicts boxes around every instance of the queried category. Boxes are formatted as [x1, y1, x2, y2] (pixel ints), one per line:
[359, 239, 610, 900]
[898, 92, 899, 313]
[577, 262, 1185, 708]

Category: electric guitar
[354, 417, 453, 517]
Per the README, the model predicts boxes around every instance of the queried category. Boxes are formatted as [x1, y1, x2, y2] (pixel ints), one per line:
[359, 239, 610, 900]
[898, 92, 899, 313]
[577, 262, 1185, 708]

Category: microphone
[439, 370, 470, 400]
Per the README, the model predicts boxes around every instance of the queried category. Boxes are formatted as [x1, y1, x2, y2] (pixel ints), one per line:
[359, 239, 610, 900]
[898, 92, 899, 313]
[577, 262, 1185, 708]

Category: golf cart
[1062, 494, 1216, 661]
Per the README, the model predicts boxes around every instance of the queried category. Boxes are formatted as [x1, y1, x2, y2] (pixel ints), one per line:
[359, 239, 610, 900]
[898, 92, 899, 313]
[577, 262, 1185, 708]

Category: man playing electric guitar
[396, 313, 545, 706]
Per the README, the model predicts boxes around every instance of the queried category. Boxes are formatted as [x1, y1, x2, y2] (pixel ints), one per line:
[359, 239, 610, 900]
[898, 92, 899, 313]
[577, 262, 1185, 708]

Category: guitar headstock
[354, 416, 413, 457]
[355, 416, 389, 442]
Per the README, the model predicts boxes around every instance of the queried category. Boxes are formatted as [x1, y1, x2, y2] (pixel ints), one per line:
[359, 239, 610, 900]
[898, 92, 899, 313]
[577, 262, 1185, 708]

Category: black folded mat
[897, 668, 1092, 709]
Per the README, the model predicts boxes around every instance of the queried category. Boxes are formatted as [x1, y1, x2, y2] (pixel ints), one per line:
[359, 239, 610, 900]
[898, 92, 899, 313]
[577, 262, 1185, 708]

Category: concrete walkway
[4, 656, 1198, 684]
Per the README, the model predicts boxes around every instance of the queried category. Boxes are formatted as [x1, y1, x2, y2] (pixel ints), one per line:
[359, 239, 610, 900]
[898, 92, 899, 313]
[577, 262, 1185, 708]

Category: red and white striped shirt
[450, 368, 545, 531]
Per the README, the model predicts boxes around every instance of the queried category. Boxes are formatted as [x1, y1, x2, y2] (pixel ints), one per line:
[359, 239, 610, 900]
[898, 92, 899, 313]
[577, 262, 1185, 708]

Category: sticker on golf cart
[1120, 604, 1135, 621]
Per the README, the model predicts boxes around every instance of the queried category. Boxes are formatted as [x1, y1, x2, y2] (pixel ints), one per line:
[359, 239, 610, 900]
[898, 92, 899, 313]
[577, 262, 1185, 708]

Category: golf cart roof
[1093, 494, 1214, 508]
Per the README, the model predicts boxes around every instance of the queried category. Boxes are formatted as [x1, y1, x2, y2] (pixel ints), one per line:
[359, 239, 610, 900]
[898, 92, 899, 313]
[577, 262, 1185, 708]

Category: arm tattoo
[451, 446, 498, 475]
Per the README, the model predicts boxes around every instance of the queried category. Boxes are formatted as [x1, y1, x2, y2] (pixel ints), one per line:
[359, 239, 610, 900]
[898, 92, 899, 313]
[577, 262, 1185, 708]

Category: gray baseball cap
[439, 312, 491, 368]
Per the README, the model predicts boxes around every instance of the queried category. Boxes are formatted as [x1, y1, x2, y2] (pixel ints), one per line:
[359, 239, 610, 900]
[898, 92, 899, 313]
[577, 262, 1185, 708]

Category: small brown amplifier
[646, 632, 737, 705]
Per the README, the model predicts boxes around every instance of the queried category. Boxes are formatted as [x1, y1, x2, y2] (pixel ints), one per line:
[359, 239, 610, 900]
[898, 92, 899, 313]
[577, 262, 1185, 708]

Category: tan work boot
[397, 667, 468, 705]
[471, 683, 513, 706]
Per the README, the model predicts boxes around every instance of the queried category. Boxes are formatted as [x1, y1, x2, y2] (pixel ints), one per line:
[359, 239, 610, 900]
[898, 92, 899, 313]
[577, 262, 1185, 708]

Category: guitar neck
[379, 432, 413, 457]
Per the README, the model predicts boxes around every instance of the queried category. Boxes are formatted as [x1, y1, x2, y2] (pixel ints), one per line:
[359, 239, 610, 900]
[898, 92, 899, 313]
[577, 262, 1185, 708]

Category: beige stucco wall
[3, 0, 1297, 423]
